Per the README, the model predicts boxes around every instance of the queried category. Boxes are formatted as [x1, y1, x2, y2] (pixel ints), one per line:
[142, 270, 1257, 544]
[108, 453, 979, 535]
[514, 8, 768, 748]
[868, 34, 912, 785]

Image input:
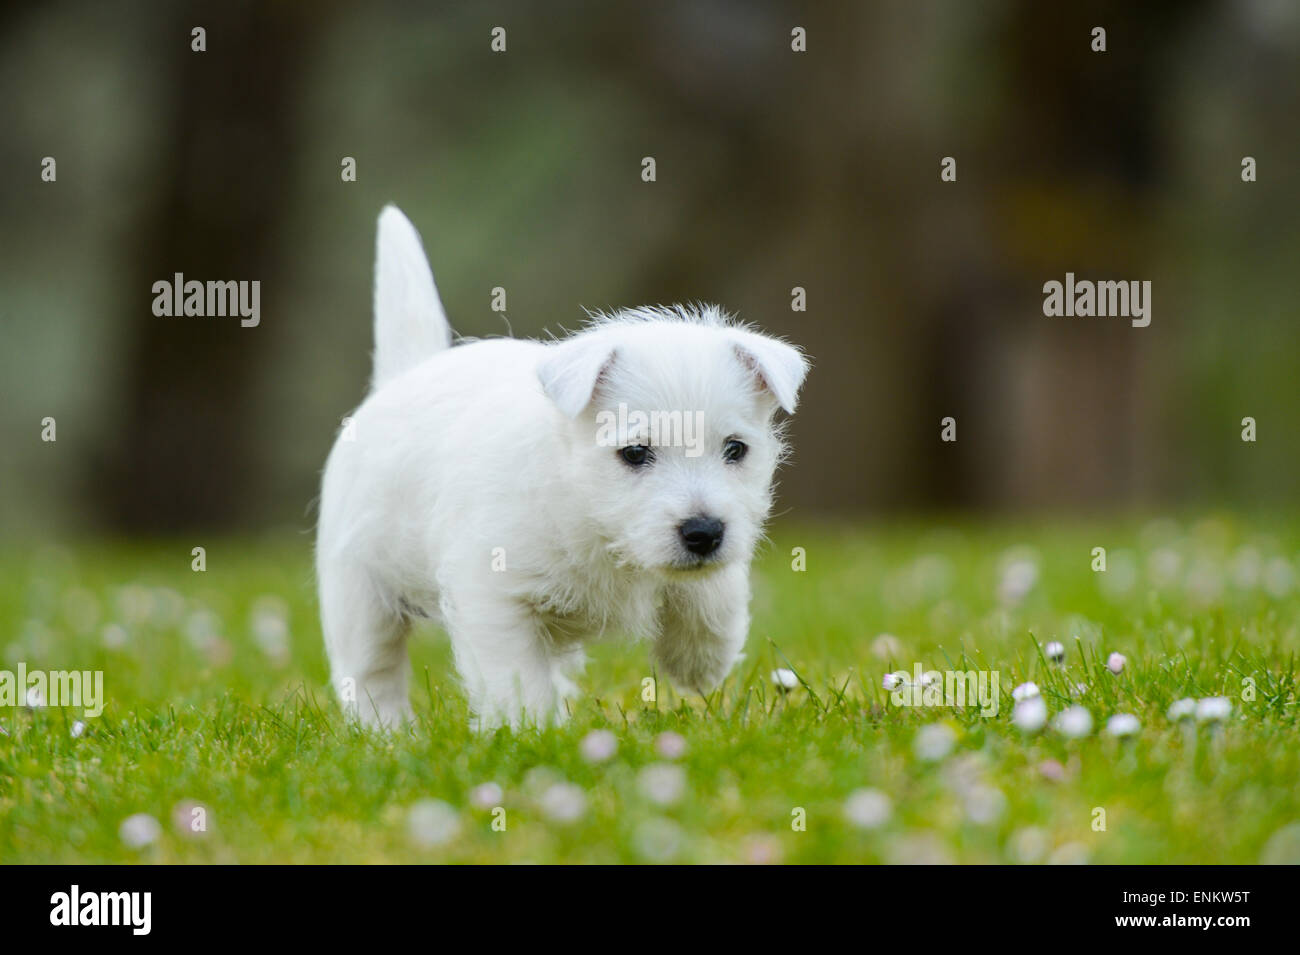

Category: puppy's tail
[371, 205, 452, 389]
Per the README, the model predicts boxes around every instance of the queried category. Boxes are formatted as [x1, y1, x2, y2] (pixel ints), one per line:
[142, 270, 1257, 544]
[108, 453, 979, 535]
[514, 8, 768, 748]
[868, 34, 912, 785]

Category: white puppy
[316, 206, 809, 730]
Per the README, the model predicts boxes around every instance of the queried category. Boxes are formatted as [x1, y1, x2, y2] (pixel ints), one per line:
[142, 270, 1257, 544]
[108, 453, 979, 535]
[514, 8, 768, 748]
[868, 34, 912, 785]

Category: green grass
[2, 516, 1299, 863]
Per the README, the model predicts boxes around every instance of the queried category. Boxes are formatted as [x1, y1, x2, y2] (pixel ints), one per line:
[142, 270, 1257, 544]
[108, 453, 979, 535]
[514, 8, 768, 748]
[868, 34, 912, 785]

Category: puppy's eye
[619, 445, 654, 467]
[723, 438, 748, 463]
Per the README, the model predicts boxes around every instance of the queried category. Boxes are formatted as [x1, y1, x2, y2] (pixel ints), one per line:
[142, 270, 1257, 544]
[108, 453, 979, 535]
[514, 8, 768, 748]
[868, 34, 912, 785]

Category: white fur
[371, 205, 451, 387]
[317, 207, 809, 730]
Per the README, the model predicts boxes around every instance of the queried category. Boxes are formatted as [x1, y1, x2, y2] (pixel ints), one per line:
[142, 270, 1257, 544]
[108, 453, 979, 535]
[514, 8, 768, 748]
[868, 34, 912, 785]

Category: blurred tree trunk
[98, 3, 328, 532]
[964, 0, 1208, 509]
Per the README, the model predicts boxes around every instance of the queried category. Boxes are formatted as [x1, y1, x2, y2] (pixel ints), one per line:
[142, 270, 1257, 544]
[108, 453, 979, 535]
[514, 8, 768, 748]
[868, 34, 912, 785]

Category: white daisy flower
[407, 799, 461, 848]
[1259, 823, 1300, 865]
[1106, 714, 1141, 737]
[882, 671, 907, 691]
[888, 833, 955, 865]
[538, 782, 587, 823]
[999, 558, 1039, 605]
[1037, 759, 1067, 782]
[1009, 826, 1050, 864]
[871, 633, 904, 659]
[171, 800, 210, 837]
[964, 785, 1006, 825]
[70, 720, 86, 738]
[637, 763, 687, 807]
[118, 813, 162, 849]
[1195, 696, 1232, 723]
[843, 788, 892, 829]
[770, 668, 799, 691]
[1147, 548, 1182, 589]
[184, 610, 220, 650]
[1044, 641, 1066, 664]
[149, 587, 185, 627]
[579, 729, 618, 764]
[469, 782, 504, 810]
[1013, 696, 1048, 732]
[250, 596, 290, 667]
[633, 818, 684, 862]
[1012, 681, 1040, 702]
[914, 723, 956, 761]
[1263, 557, 1295, 598]
[1053, 705, 1093, 738]
[1048, 841, 1092, 865]
[654, 731, 687, 760]
[1166, 698, 1196, 721]
[115, 585, 155, 625]
[101, 623, 129, 650]
[743, 834, 783, 865]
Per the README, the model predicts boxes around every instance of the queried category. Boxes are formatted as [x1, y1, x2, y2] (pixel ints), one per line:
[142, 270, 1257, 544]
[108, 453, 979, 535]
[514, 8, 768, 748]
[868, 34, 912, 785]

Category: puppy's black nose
[679, 516, 725, 556]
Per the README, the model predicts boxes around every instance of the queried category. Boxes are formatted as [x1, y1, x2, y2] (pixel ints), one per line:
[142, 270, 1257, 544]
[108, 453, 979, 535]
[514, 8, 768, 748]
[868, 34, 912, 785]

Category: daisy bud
[1106, 652, 1127, 675]
[1044, 641, 1065, 664]
[882, 671, 906, 691]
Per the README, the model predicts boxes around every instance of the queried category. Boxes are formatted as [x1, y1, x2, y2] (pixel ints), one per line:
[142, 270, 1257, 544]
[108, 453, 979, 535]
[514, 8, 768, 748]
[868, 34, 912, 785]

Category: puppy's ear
[731, 331, 809, 414]
[538, 336, 617, 417]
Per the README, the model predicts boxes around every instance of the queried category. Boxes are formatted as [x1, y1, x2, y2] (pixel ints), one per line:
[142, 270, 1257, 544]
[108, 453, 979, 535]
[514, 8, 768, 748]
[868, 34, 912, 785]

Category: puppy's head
[537, 306, 809, 574]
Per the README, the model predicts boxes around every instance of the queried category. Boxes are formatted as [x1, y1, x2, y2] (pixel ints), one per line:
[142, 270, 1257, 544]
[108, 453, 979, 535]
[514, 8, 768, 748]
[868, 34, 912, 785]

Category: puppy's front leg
[443, 591, 567, 731]
[653, 564, 751, 696]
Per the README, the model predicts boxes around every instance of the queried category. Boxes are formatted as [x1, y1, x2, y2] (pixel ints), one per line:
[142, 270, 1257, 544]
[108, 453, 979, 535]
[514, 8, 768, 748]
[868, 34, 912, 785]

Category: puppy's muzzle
[679, 516, 725, 557]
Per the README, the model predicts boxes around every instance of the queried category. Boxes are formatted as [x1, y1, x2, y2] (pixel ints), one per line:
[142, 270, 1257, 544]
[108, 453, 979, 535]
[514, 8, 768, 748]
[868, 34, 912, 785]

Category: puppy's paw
[470, 699, 569, 734]
[351, 698, 415, 732]
[653, 642, 738, 698]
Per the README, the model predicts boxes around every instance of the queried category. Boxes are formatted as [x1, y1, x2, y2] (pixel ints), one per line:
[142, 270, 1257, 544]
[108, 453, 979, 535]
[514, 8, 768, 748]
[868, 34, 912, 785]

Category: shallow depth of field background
[1, 1, 1299, 864]
[2, 0, 1299, 530]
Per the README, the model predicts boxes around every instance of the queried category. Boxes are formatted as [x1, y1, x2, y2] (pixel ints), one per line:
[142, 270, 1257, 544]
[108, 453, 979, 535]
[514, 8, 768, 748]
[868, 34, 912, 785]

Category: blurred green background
[2, 0, 1298, 537]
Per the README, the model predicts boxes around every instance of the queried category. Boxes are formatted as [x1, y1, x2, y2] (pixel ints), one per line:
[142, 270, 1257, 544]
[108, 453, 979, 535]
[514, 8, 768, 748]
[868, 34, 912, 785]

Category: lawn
[2, 516, 1298, 864]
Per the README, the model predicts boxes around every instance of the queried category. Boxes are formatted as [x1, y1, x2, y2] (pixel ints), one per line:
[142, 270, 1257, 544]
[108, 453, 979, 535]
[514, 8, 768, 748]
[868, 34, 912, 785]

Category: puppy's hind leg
[319, 561, 414, 729]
